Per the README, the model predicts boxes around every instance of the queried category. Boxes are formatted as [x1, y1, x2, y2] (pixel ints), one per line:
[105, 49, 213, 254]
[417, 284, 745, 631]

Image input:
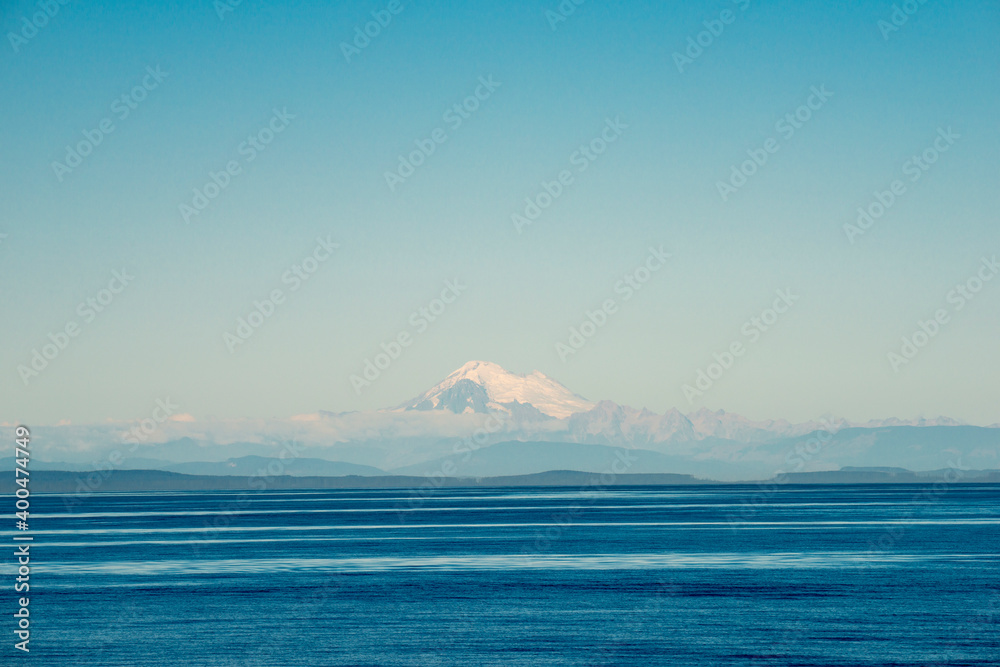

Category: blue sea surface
[6, 484, 1000, 665]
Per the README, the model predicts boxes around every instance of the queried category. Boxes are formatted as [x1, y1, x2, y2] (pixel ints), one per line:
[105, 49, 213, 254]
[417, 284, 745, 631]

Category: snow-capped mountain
[396, 360, 595, 419]
[12, 360, 995, 480]
[391, 361, 965, 444]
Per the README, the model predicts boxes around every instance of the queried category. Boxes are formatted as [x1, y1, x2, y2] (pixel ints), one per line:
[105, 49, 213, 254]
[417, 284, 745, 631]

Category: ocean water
[7, 484, 999, 666]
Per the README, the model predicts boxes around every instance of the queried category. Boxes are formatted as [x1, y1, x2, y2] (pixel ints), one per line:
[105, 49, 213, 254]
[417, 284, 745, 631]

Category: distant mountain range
[4, 361, 997, 480]
[393, 361, 973, 442]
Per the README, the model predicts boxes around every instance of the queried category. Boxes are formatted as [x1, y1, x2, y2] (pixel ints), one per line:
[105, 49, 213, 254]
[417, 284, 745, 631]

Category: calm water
[7, 484, 1000, 665]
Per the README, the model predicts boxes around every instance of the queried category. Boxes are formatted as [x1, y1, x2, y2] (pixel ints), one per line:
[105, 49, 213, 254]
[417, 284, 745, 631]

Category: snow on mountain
[396, 361, 595, 419]
[393, 361, 962, 444]
[566, 401, 698, 445]
[12, 359, 990, 477]
[564, 404, 838, 446]
[685, 407, 831, 442]
[849, 416, 966, 429]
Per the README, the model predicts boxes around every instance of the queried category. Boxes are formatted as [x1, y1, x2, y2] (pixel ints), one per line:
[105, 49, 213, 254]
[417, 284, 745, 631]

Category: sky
[1, 0, 998, 426]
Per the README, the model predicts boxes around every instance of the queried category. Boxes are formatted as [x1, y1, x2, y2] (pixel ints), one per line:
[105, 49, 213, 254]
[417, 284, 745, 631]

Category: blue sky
[2, 0, 998, 425]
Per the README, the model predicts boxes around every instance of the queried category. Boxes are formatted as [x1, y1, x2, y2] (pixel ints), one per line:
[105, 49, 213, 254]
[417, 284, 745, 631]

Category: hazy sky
[2, 0, 998, 426]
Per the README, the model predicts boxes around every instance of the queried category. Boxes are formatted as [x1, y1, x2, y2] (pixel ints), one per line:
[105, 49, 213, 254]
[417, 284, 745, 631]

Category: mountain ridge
[3, 360, 994, 480]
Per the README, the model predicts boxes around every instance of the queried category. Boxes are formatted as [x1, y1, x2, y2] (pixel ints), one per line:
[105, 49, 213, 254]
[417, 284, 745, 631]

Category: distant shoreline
[3, 468, 999, 494]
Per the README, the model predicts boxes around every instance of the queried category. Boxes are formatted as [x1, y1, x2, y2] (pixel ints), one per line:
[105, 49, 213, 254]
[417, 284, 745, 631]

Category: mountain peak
[449, 360, 511, 379]
[398, 361, 594, 418]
